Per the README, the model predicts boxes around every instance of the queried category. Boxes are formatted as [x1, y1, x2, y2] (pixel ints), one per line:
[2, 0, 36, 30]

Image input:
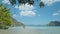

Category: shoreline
[0, 27, 60, 34]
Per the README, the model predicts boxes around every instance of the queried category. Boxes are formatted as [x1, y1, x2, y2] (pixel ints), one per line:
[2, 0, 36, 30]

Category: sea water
[0, 26, 60, 34]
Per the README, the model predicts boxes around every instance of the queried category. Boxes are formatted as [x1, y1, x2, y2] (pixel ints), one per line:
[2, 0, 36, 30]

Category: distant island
[27, 21, 60, 26]
[47, 21, 60, 26]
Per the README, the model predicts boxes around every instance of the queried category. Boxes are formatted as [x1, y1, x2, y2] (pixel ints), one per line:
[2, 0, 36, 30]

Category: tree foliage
[39, 1, 45, 8]
[0, 4, 12, 29]
[9, 0, 45, 7]
[47, 21, 60, 26]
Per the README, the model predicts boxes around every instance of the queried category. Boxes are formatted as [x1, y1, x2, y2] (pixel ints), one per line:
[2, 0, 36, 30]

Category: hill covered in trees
[27, 21, 60, 26]
[12, 17, 25, 27]
[0, 4, 25, 29]
[47, 21, 60, 26]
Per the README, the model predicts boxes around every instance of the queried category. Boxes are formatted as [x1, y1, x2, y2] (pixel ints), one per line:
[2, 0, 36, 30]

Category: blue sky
[0, 0, 60, 25]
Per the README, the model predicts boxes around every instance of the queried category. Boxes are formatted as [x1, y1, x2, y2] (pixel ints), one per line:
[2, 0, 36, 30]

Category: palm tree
[9, 0, 45, 8]
[0, 4, 12, 29]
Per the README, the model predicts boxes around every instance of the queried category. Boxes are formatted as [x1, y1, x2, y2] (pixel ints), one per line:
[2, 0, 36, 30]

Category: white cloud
[20, 11, 36, 17]
[15, 3, 36, 17]
[41, 0, 60, 6]
[2, 0, 60, 6]
[13, 14, 16, 17]
[14, 5, 19, 9]
[52, 13, 59, 16]
[15, 3, 34, 11]
[2, 0, 10, 5]
[38, 15, 40, 16]
[12, 14, 17, 17]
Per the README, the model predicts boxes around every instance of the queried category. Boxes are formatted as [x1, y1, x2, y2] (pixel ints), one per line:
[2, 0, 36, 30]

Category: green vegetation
[9, 0, 45, 7]
[39, 1, 45, 8]
[47, 21, 60, 26]
[11, 17, 25, 27]
[0, 4, 25, 29]
[0, 4, 12, 29]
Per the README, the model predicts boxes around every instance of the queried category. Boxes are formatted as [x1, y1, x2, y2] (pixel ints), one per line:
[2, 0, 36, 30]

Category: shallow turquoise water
[0, 26, 60, 34]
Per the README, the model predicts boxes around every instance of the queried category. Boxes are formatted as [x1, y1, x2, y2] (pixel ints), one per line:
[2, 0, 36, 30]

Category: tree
[0, 4, 12, 29]
[9, 0, 45, 7]
[39, 1, 45, 8]
[47, 21, 60, 26]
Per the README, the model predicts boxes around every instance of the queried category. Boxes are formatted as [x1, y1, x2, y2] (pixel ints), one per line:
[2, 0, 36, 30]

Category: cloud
[2, 0, 60, 6]
[20, 11, 36, 17]
[2, 0, 36, 17]
[38, 15, 40, 16]
[52, 13, 59, 16]
[15, 3, 36, 17]
[41, 0, 60, 6]
[2, 0, 10, 5]
[12, 14, 16, 17]
[15, 3, 34, 11]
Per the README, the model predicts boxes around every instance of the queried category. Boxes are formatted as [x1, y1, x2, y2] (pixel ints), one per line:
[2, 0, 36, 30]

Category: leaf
[9, 0, 16, 5]
[39, 1, 45, 8]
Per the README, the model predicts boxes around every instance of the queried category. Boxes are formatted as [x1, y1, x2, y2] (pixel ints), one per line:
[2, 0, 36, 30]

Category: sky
[0, 0, 60, 25]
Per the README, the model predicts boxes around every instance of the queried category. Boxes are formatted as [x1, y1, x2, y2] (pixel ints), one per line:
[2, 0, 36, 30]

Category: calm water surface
[0, 26, 60, 34]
